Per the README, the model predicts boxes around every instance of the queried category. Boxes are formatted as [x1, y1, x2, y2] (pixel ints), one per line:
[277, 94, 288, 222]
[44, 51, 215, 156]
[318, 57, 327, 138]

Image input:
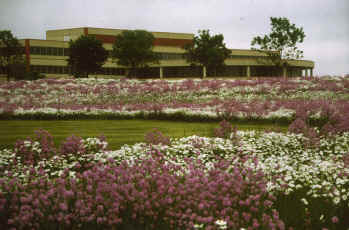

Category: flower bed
[1, 77, 349, 229]
[1, 129, 348, 229]
[1, 77, 349, 127]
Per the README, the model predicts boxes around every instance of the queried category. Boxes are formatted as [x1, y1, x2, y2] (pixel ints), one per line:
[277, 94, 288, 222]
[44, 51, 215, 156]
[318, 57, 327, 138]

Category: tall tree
[67, 35, 108, 78]
[111, 30, 159, 78]
[0, 30, 25, 81]
[184, 30, 230, 78]
[251, 17, 306, 77]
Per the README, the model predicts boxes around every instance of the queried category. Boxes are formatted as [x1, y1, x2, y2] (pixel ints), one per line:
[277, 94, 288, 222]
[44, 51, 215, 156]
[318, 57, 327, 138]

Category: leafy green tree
[8, 57, 27, 80]
[251, 17, 306, 77]
[67, 35, 108, 78]
[0, 30, 25, 81]
[184, 30, 230, 77]
[111, 30, 159, 78]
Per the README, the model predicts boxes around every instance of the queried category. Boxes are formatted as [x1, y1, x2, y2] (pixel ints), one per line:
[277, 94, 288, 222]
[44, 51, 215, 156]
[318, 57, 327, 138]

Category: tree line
[0, 17, 306, 80]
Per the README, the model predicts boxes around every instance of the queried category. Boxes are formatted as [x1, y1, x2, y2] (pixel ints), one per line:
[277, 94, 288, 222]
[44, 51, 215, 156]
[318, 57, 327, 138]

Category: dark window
[47, 47, 53, 56]
[63, 66, 71, 74]
[47, 66, 52, 73]
[63, 48, 70, 56]
[29, 46, 66, 56]
[155, 52, 184, 60]
[40, 66, 48, 73]
[34, 47, 40, 55]
[57, 48, 63, 56]
[52, 47, 58, 56]
[41, 47, 47, 55]
[31, 65, 38, 72]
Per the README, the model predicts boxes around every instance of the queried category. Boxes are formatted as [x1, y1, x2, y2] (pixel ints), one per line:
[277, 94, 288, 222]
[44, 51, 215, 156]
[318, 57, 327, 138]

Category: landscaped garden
[1, 76, 349, 229]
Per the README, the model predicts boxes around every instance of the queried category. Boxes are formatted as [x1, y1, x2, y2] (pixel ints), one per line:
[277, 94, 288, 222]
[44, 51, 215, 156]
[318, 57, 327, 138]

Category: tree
[111, 30, 159, 78]
[251, 17, 306, 77]
[0, 30, 25, 81]
[67, 35, 108, 78]
[184, 30, 230, 78]
[8, 57, 27, 80]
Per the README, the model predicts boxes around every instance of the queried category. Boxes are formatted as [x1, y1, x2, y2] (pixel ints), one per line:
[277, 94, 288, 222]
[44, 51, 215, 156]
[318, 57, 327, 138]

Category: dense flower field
[1, 128, 349, 229]
[1, 77, 349, 229]
[0, 77, 348, 126]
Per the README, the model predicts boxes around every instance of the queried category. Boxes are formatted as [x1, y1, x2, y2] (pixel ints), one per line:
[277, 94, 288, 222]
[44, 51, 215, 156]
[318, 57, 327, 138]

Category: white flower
[301, 198, 309, 205]
[194, 223, 204, 229]
[215, 219, 227, 229]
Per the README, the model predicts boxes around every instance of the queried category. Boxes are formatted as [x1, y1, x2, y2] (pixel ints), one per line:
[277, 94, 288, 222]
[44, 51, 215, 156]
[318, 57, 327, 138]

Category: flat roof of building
[46, 26, 194, 36]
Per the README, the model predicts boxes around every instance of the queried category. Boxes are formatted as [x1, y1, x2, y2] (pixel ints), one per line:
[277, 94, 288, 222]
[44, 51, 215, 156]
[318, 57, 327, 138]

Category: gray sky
[1, 0, 348, 76]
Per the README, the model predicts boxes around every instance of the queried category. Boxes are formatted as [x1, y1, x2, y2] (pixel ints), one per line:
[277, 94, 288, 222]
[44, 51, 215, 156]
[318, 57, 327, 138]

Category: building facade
[16, 27, 314, 78]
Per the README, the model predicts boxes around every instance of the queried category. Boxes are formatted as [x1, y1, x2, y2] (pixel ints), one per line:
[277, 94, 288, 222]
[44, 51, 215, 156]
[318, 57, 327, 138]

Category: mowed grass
[0, 120, 288, 150]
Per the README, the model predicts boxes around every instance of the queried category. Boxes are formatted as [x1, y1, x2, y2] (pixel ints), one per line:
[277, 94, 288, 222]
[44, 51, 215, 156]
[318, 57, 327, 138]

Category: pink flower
[59, 202, 68, 211]
[97, 217, 104, 224]
[331, 216, 339, 223]
[253, 218, 260, 228]
[198, 203, 205, 210]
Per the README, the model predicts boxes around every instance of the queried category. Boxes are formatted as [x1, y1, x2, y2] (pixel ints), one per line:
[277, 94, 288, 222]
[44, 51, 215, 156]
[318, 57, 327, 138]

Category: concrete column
[305, 69, 308, 77]
[310, 68, 313, 77]
[159, 67, 163, 79]
[203, 66, 207, 78]
[246, 66, 251, 78]
[282, 66, 287, 78]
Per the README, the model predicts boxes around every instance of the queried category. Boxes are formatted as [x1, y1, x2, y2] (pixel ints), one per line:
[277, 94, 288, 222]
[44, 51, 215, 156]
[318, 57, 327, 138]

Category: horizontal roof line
[46, 27, 194, 36]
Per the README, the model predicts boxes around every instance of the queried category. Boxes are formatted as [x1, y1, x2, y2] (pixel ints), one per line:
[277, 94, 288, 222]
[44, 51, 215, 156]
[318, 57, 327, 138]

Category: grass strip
[0, 119, 288, 150]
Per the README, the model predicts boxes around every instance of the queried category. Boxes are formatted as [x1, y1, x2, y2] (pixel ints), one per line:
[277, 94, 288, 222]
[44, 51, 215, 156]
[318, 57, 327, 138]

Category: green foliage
[251, 17, 306, 68]
[67, 35, 108, 78]
[0, 30, 25, 81]
[184, 30, 230, 77]
[24, 71, 46, 80]
[8, 57, 27, 80]
[111, 30, 159, 77]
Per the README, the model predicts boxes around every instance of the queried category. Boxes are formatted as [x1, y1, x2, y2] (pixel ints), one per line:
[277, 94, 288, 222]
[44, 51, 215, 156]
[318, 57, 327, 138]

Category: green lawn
[0, 120, 288, 150]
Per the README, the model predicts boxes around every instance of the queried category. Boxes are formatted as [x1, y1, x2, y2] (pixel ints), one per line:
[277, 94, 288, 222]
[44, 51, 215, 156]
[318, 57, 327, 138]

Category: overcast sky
[1, 0, 348, 76]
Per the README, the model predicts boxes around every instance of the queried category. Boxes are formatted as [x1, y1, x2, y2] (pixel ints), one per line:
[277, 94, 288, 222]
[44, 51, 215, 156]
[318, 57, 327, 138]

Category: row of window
[30, 47, 70, 56]
[29, 46, 271, 60]
[31, 65, 71, 74]
[30, 65, 126, 75]
[229, 55, 274, 59]
[156, 53, 185, 60]
[29, 46, 186, 60]
[2, 65, 303, 77]
[100, 67, 125, 75]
